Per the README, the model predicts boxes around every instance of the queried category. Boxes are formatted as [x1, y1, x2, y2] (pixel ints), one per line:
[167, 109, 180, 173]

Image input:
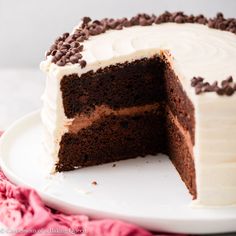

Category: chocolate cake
[40, 12, 236, 206]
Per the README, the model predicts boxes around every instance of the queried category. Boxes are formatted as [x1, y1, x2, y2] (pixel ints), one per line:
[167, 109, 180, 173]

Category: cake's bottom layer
[165, 109, 196, 198]
[57, 107, 166, 170]
[57, 106, 196, 198]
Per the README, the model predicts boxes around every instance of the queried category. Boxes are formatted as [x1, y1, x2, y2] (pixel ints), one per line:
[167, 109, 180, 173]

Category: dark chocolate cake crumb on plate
[91, 181, 98, 186]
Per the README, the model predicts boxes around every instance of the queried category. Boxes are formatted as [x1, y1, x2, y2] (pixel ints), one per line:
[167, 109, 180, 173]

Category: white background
[0, 0, 236, 128]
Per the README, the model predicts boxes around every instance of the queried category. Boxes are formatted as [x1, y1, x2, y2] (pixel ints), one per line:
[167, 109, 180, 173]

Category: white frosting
[41, 73, 71, 167]
[40, 22, 236, 206]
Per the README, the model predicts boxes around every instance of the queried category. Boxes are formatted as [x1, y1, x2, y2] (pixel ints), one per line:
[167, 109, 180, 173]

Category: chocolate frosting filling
[68, 103, 161, 133]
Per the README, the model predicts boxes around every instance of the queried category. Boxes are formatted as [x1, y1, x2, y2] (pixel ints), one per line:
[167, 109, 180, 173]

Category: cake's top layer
[41, 12, 236, 98]
[45, 12, 236, 67]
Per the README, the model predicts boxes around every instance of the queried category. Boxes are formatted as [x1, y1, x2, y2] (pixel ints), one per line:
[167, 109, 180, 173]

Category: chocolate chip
[49, 44, 57, 51]
[65, 35, 73, 42]
[75, 53, 82, 59]
[211, 81, 218, 88]
[50, 50, 57, 56]
[79, 60, 86, 68]
[123, 19, 132, 27]
[62, 32, 70, 39]
[54, 51, 64, 59]
[78, 45, 84, 51]
[233, 84, 236, 92]
[71, 41, 80, 48]
[77, 36, 86, 42]
[202, 84, 213, 92]
[197, 17, 208, 25]
[208, 20, 215, 28]
[197, 77, 204, 82]
[66, 51, 73, 57]
[222, 80, 229, 87]
[218, 22, 227, 30]
[69, 56, 79, 64]
[216, 88, 225, 95]
[175, 15, 185, 23]
[195, 87, 202, 94]
[191, 77, 199, 87]
[230, 28, 236, 34]
[55, 36, 63, 42]
[61, 43, 71, 50]
[217, 12, 224, 19]
[82, 16, 92, 25]
[60, 49, 67, 55]
[51, 57, 58, 63]
[57, 41, 63, 47]
[130, 16, 139, 26]
[226, 76, 233, 83]
[56, 58, 66, 66]
[115, 24, 123, 30]
[191, 77, 204, 87]
[139, 17, 148, 26]
[96, 25, 106, 33]
[225, 86, 234, 96]
[89, 28, 99, 36]
[93, 20, 102, 25]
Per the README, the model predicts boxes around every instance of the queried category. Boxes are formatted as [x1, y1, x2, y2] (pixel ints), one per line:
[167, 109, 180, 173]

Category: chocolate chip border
[46, 12, 236, 67]
[46, 11, 236, 96]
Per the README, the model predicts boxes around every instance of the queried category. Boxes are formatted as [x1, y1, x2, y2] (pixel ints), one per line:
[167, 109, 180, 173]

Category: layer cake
[40, 12, 236, 206]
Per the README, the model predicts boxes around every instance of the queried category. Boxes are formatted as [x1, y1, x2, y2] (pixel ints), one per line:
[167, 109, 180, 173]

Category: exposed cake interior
[58, 55, 196, 198]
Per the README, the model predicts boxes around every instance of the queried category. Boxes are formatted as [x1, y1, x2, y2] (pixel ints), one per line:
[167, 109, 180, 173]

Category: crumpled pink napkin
[0, 171, 153, 236]
[0, 132, 185, 236]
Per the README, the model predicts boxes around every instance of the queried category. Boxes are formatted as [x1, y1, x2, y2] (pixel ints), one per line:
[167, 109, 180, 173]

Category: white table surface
[0, 68, 44, 130]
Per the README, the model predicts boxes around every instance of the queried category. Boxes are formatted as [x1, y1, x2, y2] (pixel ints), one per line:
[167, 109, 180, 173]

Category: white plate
[0, 111, 236, 234]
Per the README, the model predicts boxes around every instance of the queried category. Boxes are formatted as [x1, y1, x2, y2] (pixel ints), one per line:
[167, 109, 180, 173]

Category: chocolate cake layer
[61, 57, 165, 118]
[57, 107, 166, 171]
[163, 61, 195, 143]
[165, 108, 196, 198]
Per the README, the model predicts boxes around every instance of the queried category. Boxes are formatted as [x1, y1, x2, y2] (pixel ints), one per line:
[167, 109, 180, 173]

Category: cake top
[41, 12, 236, 96]
[46, 12, 236, 67]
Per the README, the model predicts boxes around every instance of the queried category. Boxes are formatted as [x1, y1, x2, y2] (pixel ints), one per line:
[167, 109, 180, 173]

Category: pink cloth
[0, 171, 153, 236]
[0, 133, 185, 236]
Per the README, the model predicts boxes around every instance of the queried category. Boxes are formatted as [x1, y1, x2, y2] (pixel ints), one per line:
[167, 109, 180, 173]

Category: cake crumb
[92, 181, 98, 186]
[112, 163, 116, 167]
[74, 188, 91, 195]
